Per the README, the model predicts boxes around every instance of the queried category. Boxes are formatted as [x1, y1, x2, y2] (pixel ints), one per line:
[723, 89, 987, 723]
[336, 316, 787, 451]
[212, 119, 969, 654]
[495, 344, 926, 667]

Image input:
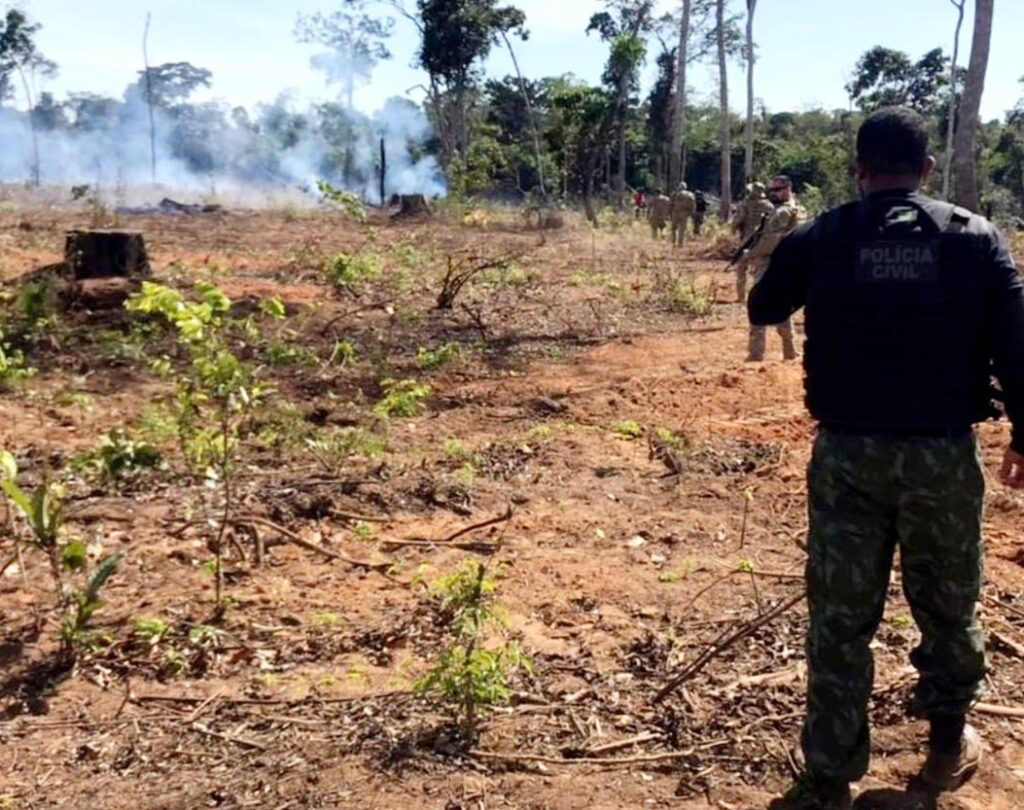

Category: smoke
[0, 78, 445, 204]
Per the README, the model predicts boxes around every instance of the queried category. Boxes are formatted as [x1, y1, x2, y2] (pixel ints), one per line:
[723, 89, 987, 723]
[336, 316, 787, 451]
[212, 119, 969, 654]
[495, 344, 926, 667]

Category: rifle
[726, 213, 769, 269]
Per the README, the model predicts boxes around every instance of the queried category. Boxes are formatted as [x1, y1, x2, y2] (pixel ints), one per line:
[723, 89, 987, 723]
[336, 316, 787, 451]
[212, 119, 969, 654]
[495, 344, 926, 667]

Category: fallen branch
[131, 690, 408, 707]
[192, 721, 266, 751]
[441, 505, 514, 543]
[471, 737, 729, 767]
[231, 516, 391, 572]
[654, 590, 806, 704]
[974, 701, 1024, 719]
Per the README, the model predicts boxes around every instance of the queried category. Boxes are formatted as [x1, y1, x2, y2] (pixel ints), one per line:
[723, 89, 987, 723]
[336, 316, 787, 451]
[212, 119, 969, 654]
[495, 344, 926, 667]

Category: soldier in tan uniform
[744, 175, 801, 361]
[647, 190, 671, 239]
[669, 182, 697, 246]
[733, 181, 776, 301]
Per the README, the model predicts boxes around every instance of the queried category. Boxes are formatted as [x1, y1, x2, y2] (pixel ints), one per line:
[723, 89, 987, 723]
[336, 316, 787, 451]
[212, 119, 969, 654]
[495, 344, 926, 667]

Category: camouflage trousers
[802, 428, 987, 783]
[671, 216, 691, 247]
[746, 260, 796, 359]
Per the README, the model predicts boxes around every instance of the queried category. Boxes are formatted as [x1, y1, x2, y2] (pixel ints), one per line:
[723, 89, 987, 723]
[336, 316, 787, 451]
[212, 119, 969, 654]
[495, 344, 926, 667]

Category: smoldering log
[65, 230, 150, 280]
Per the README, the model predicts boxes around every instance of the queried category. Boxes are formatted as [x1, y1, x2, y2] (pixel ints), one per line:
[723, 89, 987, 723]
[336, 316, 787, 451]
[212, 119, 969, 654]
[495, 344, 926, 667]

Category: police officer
[733, 181, 776, 302]
[751, 107, 1024, 809]
[693, 190, 708, 235]
[745, 175, 800, 361]
[647, 189, 671, 240]
[670, 182, 697, 247]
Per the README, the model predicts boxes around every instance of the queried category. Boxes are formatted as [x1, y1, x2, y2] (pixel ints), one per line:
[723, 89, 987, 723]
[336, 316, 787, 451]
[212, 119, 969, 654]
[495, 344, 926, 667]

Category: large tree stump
[392, 194, 431, 220]
[65, 230, 150, 280]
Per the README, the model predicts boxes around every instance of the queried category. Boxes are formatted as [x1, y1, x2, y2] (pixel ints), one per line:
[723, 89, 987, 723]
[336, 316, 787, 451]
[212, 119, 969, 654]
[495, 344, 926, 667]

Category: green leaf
[61, 540, 88, 571]
[1, 479, 31, 519]
[86, 554, 123, 602]
[0, 450, 17, 481]
[260, 297, 286, 320]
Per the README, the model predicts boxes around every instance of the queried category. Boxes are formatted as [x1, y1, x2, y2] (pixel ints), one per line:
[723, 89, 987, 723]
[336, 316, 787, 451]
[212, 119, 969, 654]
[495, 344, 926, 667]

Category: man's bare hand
[1000, 447, 1024, 489]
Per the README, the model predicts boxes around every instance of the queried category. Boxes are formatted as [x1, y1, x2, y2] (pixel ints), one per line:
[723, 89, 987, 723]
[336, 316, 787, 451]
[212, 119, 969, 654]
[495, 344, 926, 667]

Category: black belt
[820, 424, 972, 439]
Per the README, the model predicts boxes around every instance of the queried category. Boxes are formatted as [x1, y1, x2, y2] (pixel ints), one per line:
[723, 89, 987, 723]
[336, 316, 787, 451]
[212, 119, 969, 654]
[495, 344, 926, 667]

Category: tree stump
[65, 230, 150, 280]
[392, 194, 431, 220]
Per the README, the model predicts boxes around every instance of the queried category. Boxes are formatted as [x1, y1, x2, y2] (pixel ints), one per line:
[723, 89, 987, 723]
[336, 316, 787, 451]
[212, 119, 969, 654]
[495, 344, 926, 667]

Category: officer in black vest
[751, 107, 1024, 809]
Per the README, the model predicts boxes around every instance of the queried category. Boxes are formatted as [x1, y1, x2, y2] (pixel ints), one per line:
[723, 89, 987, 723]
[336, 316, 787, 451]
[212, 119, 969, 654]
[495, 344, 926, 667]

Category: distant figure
[693, 190, 708, 235]
[669, 182, 697, 247]
[743, 174, 801, 361]
[733, 182, 776, 301]
[633, 188, 647, 220]
[647, 190, 671, 239]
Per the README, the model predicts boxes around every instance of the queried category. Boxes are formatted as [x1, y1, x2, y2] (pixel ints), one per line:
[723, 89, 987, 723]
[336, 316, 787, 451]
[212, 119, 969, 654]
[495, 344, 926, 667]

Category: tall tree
[296, 1, 394, 111]
[743, 0, 756, 183]
[716, 0, 730, 218]
[587, 0, 654, 201]
[669, 0, 691, 186]
[0, 9, 56, 186]
[398, 0, 526, 173]
[953, 0, 994, 211]
[847, 46, 950, 114]
[943, 0, 966, 199]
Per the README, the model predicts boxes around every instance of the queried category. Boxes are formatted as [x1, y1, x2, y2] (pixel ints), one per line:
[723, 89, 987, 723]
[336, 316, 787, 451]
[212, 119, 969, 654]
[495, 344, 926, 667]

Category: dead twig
[974, 701, 1024, 718]
[192, 721, 266, 751]
[654, 589, 806, 703]
[471, 738, 729, 767]
[230, 517, 390, 572]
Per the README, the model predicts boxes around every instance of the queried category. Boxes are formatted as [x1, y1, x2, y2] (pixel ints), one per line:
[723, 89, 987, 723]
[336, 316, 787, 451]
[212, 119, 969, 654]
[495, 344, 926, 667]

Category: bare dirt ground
[0, 200, 1023, 810]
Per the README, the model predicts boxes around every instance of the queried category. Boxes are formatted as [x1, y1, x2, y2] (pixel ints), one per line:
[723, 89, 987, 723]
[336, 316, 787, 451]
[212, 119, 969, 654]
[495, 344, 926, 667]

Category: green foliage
[323, 252, 381, 287]
[316, 180, 367, 221]
[17, 275, 58, 331]
[414, 561, 529, 743]
[661, 277, 715, 316]
[73, 429, 164, 482]
[374, 378, 430, 418]
[417, 342, 461, 370]
[329, 339, 357, 366]
[126, 282, 268, 477]
[133, 616, 172, 644]
[265, 337, 319, 366]
[611, 420, 643, 439]
[353, 521, 376, 541]
[0, 328, 33, 389]
[306, 426, 388, 471]
[60, 553, 123, 653]
[0, 450, 123, 659]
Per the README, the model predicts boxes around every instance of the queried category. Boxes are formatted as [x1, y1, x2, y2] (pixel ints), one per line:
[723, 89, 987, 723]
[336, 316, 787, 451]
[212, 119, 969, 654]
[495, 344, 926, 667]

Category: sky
[11, 0, 1024, 121]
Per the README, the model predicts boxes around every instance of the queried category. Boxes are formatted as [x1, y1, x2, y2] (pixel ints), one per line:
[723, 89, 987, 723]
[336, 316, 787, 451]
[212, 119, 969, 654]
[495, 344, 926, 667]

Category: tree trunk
[744, 0, 757, 184]
[670, 0, 692, 187]
[502, 31, 548, 201]
[943, 0, 966, 200]
[717, 0, 731, 220]
[143, 13, 157, 184]
[952, 0, 993, 211]
[16, 66, 40, 187]
[65, 230, 150, 280]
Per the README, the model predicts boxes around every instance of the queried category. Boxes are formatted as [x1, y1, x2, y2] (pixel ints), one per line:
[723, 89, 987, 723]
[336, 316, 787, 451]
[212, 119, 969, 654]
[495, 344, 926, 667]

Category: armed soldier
[752, 107, 1024, 810]
[647, 189, 671, 240]
[733, 181, 775, 301]
[692, 190, 708, 235]
[669, 182, 696, 247]
[743, 175, 800, 361]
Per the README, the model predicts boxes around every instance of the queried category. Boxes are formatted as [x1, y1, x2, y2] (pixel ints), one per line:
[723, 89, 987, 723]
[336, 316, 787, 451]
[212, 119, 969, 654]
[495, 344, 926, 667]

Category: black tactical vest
[804, 192, 994, 430]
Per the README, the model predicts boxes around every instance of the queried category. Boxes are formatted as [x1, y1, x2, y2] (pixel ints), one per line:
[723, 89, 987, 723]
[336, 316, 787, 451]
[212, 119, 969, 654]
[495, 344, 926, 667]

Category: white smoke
[0, 79, 445, 203]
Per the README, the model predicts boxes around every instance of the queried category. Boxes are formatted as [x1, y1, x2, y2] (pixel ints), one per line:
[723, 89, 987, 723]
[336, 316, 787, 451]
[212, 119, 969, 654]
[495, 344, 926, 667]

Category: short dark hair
[771, 175, 793, 189]
[856, 107, 929, 176]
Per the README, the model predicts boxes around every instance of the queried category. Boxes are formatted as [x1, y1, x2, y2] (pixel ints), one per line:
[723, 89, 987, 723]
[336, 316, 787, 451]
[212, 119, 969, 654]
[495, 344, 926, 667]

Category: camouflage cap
[751, 181, 766, 197]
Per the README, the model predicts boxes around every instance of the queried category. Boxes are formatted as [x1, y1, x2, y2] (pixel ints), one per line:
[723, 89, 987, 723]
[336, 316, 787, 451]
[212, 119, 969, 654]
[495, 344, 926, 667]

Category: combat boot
[783, 746, 852, 809]
[920, 718, 982, 791]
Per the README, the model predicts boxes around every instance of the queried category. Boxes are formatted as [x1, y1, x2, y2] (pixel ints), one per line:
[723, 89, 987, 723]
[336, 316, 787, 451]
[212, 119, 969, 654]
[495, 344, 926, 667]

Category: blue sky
[13, 0, 1024, 120]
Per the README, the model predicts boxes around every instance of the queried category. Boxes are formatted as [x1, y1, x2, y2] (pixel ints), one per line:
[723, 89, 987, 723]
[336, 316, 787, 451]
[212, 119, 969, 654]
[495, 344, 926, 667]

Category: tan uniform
[733, 193, 775, 242]
[669, 190, 696, 246]
[648, 195, 671, 239]
[746, 199, 803, 361]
